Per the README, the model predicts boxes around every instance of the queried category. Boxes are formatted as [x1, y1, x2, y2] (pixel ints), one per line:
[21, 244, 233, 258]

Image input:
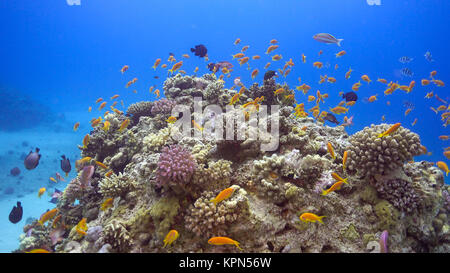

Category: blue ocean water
[0, 0, 448, 252]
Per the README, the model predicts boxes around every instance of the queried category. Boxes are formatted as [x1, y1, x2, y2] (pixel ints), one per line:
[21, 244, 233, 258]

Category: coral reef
[17, 73, 449, 253]
[346, 124, 422, 177]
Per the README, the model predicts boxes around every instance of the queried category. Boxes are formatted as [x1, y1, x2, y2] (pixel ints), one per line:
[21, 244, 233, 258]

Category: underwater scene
[0, 0, 449, 254]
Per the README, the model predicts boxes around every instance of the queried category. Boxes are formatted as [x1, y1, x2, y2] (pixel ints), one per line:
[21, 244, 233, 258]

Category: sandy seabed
[0, 111, 90, 252]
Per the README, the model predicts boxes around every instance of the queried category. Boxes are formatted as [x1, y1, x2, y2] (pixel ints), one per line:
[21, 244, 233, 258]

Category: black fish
[60, 155, 71, 176]
[324, 113, 340, 125]
[9, 201, 23, 224]
[264, 70, 277, 81]
[169, 52, 174, 56]
[153, 76, 159, 79]
[24, 148, 41, 170]
[10, 167, 21, 176]
[342, 91, 358, 102]
[190, 44, 208, 58]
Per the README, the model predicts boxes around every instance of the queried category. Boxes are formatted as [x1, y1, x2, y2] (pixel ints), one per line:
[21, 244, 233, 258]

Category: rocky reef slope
[17, 74, 450, 253]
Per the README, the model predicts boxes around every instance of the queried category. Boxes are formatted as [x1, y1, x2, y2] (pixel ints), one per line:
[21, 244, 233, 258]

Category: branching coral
[185, 186, 248, 237]
[98, 172, 139, 198]
[102, 220, 132, 252]
[346, 124, 422, 176]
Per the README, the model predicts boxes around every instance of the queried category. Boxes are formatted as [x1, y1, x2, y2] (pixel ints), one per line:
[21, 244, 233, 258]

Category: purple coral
[151, 98, 177, 115]
[156, 145, 196, 186]
[375, 179, 419, 213]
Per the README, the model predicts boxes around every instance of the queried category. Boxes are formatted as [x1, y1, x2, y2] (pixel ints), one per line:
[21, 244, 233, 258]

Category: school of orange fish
[28, 37, 449, 253]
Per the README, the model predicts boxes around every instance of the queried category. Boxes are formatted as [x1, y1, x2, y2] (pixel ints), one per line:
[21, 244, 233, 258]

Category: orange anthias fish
[331, 172, 348, 184]
[345, 68, 353, 79]
[101, 198, 114, 211]
[26, 249, 51, 253]
[39, 208, 58, 225]
[251, 68, 259, 80]
[234, 38, 241, 45]
[229, 93, 241, 105]
[208, 237, 243, 250]
[232, 53, 245, 59]
[342, 151, 348, 171]
[377, 78, 387, 84]
[301, 53, 306, 63]
[378, 123, 401, 138]
[73, 122, 80, 132]
[182, 54, 190, 58]
[327, 142, 336, 160]
[210, 187, 235, 206]
[76, 218, 88, 236]
[313, 61, 323, 69]
[368, 94, 378, 102]
[163, 230, 179, 248]
[271, 54, 282, 61]
[98, 102, 107, 111]
[321, 180, 346, 196]
[421, 79, 430, 86]
[168, 61, 183, 74]
[436, 161, 449, 176]
[120, 65, 129, 74]
[352, 81, 361, 91]
[265, 45, 279, 54]
[95, 161, 108, 169]
[252, 55, 261, 60]
[118, 119, 130, 132]
[264, 62, 271, 69]
[335, 50, 346, 57]
[270, 39, 278, 44]
[274, 88, 285, 95]
[299, 213, 325, 224]
[238, 57, 250, 65]
[241, 45, 249, 52]
[361, 75, 371, 84]
[110, 94, 119, 100]
[152, 58, 161, 70]
[95, 98, 103, 104]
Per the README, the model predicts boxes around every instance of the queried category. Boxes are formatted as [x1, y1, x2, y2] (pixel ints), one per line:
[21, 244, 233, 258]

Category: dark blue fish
[403, 100, 415, 110]
[324, 113, 340, 125]
[398, 56, 413, 64]
[24, 148, 41, 170]
[190, 44, 208, 58]
[60, 155, 71, 176]
[9, 201, 23, 224]
[264, 70, 277, 81]
[424, 51, 434, 62]
[342, 91, 358, 102]
[49, 189, 62, 204]
[400, 67, 413, 77]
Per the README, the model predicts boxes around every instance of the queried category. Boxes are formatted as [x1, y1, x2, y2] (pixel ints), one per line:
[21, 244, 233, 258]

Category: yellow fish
[210, 187, 235, 206]
[166, 116, 177, 123]
[322, 180, 346, 196]
[38, 187, 46, 198]
[208, 237, 243, 250]
[76, 218, 88, 236]
[49, 177, 57, 183]
[26, 249, 51, 253]
[299, 213, 325, 224]
[327, 142, 335, 160]
[73, 122, 80, 132]
[436, 161, 449, 176]
[163, 229, 179, 248]
[331, 172, 348, 184]
[377, 123, 401, 138]
[342, 151, 348, 171]
[101, 198, 113, 211]
[38, 208, 58, 226]
[118, 119, 130, 132]
[103, 121, 111, 132]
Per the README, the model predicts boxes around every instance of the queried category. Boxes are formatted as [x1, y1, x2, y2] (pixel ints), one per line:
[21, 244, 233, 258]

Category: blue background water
[0, 0, 449, 251]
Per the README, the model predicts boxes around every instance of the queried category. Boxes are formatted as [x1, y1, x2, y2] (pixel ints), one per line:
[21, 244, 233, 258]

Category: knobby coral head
[156, 144, 196, 187]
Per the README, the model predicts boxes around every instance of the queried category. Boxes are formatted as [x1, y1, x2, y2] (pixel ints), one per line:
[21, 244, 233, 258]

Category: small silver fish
[400, 67, 413, 77]
[398, 56, 413, 64]
[424, 51, 434, 62]
[313, 33, 343, 46]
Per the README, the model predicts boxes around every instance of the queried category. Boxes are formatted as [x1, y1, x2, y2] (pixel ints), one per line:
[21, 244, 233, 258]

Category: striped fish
[313, 33, 343, 46]
[401, 67, 414, 77]
[398, 56, 413, 63]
